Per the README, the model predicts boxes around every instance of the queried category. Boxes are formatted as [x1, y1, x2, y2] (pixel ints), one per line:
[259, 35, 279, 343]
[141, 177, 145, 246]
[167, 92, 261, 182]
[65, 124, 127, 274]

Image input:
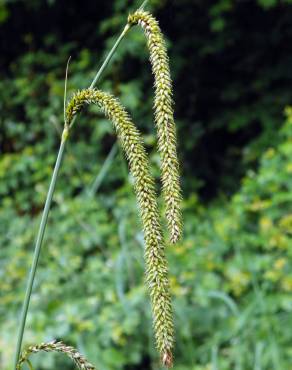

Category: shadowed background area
[1, 0, 292, 369]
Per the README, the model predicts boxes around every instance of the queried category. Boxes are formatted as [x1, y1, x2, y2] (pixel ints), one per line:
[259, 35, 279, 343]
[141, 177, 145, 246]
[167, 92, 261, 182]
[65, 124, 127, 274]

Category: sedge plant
[14, 2, 182, 369]
[16, 341, 96, 370]
[128, 10, 182, 244]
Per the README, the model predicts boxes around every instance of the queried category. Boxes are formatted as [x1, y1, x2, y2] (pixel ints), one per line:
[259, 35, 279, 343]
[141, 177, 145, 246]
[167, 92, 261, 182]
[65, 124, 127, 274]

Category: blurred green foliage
[1, 0, 292, 369]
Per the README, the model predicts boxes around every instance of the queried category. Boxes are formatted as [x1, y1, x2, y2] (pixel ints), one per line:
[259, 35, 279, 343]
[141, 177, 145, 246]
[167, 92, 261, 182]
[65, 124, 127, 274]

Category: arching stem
[12, 2, 147, 367]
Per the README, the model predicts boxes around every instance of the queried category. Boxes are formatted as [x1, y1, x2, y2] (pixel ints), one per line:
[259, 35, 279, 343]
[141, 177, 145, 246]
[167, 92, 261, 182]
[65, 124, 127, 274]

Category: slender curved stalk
[138, 0, 149, 10]
[89, 24, 130, 90]
[89, 143, 118, 196]
[87, 0, 149, 90]
[13, 4, 146, 367]
[13, 136, 67, 370]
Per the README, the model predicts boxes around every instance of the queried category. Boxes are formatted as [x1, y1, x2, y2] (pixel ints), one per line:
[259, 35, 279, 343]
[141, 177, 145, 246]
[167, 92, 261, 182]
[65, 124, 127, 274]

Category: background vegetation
[1, 0, 292, 369]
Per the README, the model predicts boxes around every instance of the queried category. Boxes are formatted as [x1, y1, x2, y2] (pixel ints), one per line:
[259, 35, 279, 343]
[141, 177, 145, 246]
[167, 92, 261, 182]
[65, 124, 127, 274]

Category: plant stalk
[13, 13, 135, 369]
[89, 24, 130, 90]
[13, 136, 67, 370]
[89, 143, 118, 196]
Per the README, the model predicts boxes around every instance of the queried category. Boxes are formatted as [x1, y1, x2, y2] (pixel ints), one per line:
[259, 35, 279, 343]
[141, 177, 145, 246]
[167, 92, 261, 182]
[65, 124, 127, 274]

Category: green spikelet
[128, 10, 182, 244]
[17, 341, 96, 370]
[66, 88, 174, 367]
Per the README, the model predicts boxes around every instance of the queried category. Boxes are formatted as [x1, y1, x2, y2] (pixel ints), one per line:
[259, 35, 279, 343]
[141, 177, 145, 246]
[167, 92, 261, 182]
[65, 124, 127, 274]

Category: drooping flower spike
[128, 10, 182, 244]
[66, 88, 174, 367]
[17, 341, 96, 370]
[14, 7, 180, 370]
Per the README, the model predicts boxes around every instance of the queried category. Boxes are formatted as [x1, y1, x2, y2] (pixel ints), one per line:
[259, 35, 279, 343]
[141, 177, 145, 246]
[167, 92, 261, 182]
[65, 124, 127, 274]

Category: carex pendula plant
[17, 341, 96, 370]
[14, 2, 182, 369]
[128, 10, 182, 245]
[66, 88, 175, 366]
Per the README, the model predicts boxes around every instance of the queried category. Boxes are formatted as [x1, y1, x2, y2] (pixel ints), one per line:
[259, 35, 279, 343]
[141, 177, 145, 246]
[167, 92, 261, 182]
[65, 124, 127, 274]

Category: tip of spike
[162, 351, 173, 368]
[170, 233, 180, 245]
[170, 223, 183, 245]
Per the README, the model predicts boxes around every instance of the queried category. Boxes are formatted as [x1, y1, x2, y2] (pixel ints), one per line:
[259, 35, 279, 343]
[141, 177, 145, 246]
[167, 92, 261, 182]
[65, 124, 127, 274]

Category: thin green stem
[68, 23, 131, 130]
[64, 56, 71, 124]
[13, 2, 148, 366]
[89, 24, 131, 89]
[89, 143, 118, 196]
[13, 137, 67, 370]
[26, 359, 35, 370]
[138, 0, 149, 10]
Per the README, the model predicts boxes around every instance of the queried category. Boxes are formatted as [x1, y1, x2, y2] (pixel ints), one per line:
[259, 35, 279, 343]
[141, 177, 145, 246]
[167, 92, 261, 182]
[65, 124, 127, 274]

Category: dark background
[1, 0, 292, 369]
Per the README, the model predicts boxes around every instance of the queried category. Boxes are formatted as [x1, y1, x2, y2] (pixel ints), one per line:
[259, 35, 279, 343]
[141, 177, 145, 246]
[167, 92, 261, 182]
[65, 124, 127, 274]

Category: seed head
[66, 88, 174, 366]
[17, 340, 96, 370]
[128, 11, 182, 244]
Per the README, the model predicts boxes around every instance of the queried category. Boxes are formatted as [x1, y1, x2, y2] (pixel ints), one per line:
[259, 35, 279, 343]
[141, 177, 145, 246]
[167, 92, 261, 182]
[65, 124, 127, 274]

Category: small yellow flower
[285, 162, 292, 174]
[248, 199, 271, 211]
[259, 217, 273, 232]
[274, 258, 286, 270]
[279, 214, 292, 231]
[227, 269, 250, 296]
[264, 270, 280, 282]
[268, 233, 289, 249]
[284, 106, 292, 122]
[281, 276, 292, 292]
